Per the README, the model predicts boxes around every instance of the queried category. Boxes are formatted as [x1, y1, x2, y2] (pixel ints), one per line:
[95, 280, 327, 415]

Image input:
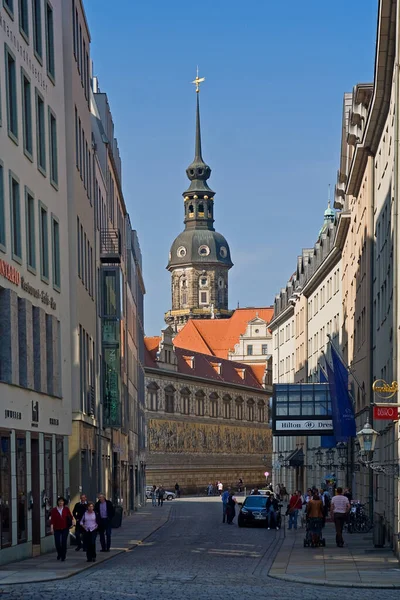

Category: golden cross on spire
[192, 66, 205, 93]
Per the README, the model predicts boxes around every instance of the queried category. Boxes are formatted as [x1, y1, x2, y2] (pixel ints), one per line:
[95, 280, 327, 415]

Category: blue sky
[85, 0, 378, 335]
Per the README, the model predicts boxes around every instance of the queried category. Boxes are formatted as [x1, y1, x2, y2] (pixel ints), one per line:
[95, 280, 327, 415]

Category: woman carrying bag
[50, 496, 73, 561]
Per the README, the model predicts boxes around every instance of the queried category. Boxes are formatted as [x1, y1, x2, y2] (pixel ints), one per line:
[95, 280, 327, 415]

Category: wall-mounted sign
[372, 380, 398, 400]
[21, 278, 56, 309]
[373, 406, 399, 420]
[0, 258, 20, 285]
[49, 418, 59, 426]
[275, 419, 333, 433]
[5, 409, 22, 420]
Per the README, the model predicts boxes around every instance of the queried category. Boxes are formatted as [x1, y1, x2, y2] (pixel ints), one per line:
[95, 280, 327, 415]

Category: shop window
[0, 434, 12, 548]
[44, 436, 53, 535]
[56, 437, 64, 499]
[16, 436, 27, 543]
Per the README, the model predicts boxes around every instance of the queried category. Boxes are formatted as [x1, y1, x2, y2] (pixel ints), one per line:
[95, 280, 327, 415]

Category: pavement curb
[0, 505, 173, 586]
[268, 572, 400, 589]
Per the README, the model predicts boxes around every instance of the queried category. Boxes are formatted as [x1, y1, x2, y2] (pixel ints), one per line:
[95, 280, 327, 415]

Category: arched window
[180, 278, 188, 306]
[146, 382, 159, 411]
[198, 203, 204, 216]
[180, 387, 191, 415]
[188, 204, 194, 218]
[209, 392, 219, 418]
[195, 390, 205, 416]
[235, 397, 243, 420]
[247, 398, 255, 422]
[164, 385, 176, 414]
[257, 400, 265, 423]
[223, 394, 231, 419]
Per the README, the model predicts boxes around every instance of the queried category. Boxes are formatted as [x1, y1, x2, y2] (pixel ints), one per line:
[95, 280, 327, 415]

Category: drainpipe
[393, 24, 399, 548]
[368, 153, 375, 524]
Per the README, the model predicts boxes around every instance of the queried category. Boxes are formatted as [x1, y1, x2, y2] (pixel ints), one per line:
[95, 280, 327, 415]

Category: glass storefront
[44, 437, 53, 535]
[0, 433, 12, 548]
[16, 436, 27, 543]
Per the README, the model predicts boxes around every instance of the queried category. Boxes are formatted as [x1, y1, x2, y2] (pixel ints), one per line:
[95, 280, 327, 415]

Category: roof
[248, 364, 267, 385]
[145, 344, 263, 391]
[144, 336, 161, 365]
[174, 307, 274, 359]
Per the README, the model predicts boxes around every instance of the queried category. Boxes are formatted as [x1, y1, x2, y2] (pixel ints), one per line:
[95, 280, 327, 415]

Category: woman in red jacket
[50, 497, 73, 561]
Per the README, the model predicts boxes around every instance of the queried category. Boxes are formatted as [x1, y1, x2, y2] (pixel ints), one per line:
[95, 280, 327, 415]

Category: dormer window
[200, 276, 208, 287]
[199, 245, 210, 256]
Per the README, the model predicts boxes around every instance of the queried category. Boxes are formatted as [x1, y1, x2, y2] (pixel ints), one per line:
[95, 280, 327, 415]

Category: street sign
[373, 405, 399, 420]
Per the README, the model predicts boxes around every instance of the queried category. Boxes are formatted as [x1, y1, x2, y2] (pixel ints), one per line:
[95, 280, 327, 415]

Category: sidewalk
[0, 501, 172, 585]
[269, 521, 400, 588]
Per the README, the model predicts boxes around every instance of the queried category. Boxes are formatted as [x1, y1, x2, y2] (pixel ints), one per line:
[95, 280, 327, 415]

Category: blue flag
[327, 344, 356, 441]
[320, 365, 336, 448]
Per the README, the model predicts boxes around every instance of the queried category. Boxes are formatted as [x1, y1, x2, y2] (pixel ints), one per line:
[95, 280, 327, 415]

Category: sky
[85, 0, 378, 336]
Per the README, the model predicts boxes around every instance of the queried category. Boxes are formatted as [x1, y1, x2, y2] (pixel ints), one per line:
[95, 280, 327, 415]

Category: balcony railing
[100, 229, 121, 263]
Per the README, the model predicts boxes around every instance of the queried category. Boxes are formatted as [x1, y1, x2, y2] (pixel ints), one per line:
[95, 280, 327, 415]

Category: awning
[286, 448, 304, 467]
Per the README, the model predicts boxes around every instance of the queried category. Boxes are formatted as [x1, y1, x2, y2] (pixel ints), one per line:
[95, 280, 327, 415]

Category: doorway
[31, 439, 40, 545]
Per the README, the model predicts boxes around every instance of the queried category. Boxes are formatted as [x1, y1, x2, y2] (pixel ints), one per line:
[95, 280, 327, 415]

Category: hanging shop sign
[373, 405, 399, 420]
[372, 380, 398, 400]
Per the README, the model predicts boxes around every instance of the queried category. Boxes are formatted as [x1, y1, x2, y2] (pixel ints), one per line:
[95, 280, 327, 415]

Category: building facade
[145, 328, 271, 492]
[0, 0, 71, 563]
[165, 88, 233, 330]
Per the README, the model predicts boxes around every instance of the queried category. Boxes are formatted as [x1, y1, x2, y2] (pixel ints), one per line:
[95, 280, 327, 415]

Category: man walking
[95, 494, 115, 552]
[221, 487, 230, 523]
[72, 493, 88, 551]
[330, 487, 350, 547]
[288, 490, 302, 530]
[157, 485, 165, 506]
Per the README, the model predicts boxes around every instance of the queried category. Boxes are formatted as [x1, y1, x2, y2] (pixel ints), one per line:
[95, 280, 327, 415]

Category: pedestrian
[217, 481, 223, 496]
[94, 493, 115, 552]
[221, 487, 230, 523]
[81, 501, 99, 562]
[50, 496, 73, 562]
[214, 481, 219, 496]
[226, 490, 237, 524]
[207, 482, 213, 496]
[266, 493, 280, 530]
[330, 487, 350, 547]
[306, 492, 324, 546]
[275, 483, 281, 500]
[344, 487, 352, 502]
[251, 487, 261, 495]
[288, 491, 302, 530]
[157, 485, 165, 506]
[72, 493, 88, 551]
[320, 488, 331, 524]
[151, 485, 157, 507]
[281, 485, 288, 502]
[175, 482, 180, 498]
[238, 478, 243, 493]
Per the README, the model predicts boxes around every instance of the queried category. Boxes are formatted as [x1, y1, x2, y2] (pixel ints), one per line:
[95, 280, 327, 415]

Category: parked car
[238, 495, 281, 528]
[145, 486, 176, 501]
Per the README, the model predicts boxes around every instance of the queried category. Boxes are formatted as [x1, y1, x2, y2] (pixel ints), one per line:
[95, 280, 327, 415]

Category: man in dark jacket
[72, 493, 88, 551]
[94, 494, 115, 552]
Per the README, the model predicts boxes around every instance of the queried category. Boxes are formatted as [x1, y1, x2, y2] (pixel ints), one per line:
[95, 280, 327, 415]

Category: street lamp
[357, 421, 379, 454]
[326, 448, 335, 468]
[278, 452, 284, 463]
[315, 449, 323, 466]
[336, 442, 347, 462]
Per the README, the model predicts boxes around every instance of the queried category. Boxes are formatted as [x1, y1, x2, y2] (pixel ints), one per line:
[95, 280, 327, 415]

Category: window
[247, 399, 254, 422]
[36, 90, 46, 173]
[45, 2, 55, 80]
[195, 392, 205, 416]
[44, 436, 53, 535]
[0, 434, 12, 548]
[52, 216, 60, 289]
[56, 437, 64, 499]
[223, 398, 231, 419]
[77, 217, 80, 277]
[235, 399, 243, 420]
[181, 392, 190, 415]
[21, 70, 33, 158]
[16, 436, 27, 543]
[39, 201, 49, 281]
[25, 188, 35, 271]
[247, 344, 253, 356]
[0, 164, 5, 250]
[262, 344, 268, 355]
[75, 107, 79, 168]
[3, 0, 13, 18]
[210, 396, 218, 418]
[258, 401, 264, 422]
[165, 393, 174, 413]
[48, 108, 58, 186]
[200, 291, 208, 304]
[10, 173, 22, 262]
[19, 0, 29, 39]
[32, 0, 43, 61]
[5, 45, 18, 142]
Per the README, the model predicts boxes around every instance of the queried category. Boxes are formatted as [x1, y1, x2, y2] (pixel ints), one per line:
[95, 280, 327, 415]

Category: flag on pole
[326, 344, 356, 441]
[319, 364, 336, 448]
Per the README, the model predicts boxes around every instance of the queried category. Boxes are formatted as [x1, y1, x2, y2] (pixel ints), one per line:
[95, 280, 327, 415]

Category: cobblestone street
[1, 498, 400, 599]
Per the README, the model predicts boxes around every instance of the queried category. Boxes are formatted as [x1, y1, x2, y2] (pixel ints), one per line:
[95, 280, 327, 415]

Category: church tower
[165, 73, 233, 330]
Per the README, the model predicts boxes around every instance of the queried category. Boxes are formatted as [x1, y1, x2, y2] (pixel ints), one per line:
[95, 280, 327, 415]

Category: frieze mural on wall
[148, 419, 271, 454]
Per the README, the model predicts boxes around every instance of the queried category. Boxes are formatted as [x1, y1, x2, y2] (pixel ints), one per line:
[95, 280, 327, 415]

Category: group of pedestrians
[150, 485, 166, 506]
[221, 487, 237, 524]
[49, 493, 115, 564]
[207, 481, 223, 496]
[286, 486, 351, 547]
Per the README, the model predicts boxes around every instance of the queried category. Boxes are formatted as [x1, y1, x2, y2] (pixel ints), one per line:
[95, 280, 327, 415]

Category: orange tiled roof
[174, 307, 274, 359]
[249, 364, 267, 385]
[144, 336, 161, 364]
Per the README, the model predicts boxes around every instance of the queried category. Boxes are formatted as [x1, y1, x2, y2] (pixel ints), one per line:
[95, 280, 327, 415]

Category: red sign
[373, 406, 399, 420]
[0, 258, 20, 285]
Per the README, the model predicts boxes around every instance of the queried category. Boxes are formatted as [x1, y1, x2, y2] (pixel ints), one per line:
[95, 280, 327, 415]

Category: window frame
[0, 161, 5, 252]
[21, 68, 33, 161]
[45, 0, 55, 82]
[19, 0, 29, 42]
[9, 170, 22, 264]
[48, 106, 58, 188]
[25, 186, 36, 273]
[32, 0, 43, 64]
[39, 199, 49, 283]
[51, 213, 60, 291]
[5, 43, 18, 144]
[35, 88, 46, 175]
[3, 0, 14, 19]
